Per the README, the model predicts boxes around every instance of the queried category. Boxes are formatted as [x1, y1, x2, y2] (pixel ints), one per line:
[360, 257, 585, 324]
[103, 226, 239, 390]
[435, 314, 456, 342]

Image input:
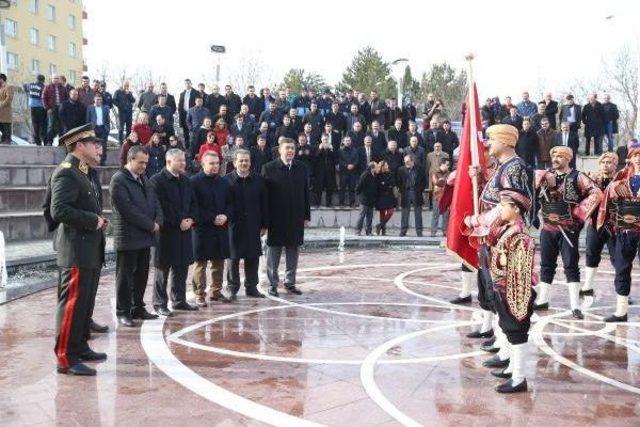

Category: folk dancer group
[456, 124, 639, 394]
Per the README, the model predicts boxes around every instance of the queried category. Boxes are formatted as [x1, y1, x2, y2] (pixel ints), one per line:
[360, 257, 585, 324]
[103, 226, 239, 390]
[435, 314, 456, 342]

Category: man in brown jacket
[0, 73, 13, 144]
[537, 117, 557, 169]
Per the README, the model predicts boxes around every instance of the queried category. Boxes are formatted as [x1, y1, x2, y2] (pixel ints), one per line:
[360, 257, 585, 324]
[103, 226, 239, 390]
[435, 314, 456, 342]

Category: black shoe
[466, 329, 494, 339]
[365, 231, 372, 236]
[90, 320, 109, 333]
[483, 356, 509, 368]
[78, 349, 108, 362]
[355, 229, 362, 236]
[229, 294, 238, 301]
[579, 289, 594, 297]
[572, 309, 584, 320]
[375, 224, 382, 235]
[604, 313, 628, 323]
[57, 362, 96, 376]
[155, 306, 173, 317]
[533, 302, 549, 311]
[480, 336, 499, 353]
[491, 368, 512, 379]
[172, 302, 198, 311]
[246, 289, 266, 298]
[496, 378, 527, 393]
[417, 232, 423, 237]
[399, 232, 407, 237]
[268, 288, 279, 297]
[117, 316, 134, 327]
[133, 309, 159, 320]
[209, 293, 232, 303]
[286, 286, 303, 295]
[451, 295, 472, 305]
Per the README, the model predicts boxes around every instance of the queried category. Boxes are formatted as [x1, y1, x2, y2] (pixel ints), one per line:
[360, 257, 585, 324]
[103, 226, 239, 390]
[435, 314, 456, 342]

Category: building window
[6, 52, 18, 70]
[67, 14, 76, 30]
[30, 0, 38, 13]
[46, 4, 55, 21]
[49, 63, 57, 75]
[68, 42, 76, 57]
[30, 28, 39, 45]
[5, 19, 17, 38]
[47, 34, 56, 51]
[32, 59, 40, 74]
[68, 70, 76, 84]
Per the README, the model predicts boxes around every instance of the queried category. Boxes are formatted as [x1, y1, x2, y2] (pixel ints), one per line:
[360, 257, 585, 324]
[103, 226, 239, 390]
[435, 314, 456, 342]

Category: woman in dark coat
[375, 160, 397, 235]
[146, 133, 166, 178]
[312, 136, 337, 207]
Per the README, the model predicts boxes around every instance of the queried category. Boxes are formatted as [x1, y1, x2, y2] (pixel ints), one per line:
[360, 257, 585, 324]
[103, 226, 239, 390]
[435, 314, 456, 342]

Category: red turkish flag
[445, 83, 486, 270]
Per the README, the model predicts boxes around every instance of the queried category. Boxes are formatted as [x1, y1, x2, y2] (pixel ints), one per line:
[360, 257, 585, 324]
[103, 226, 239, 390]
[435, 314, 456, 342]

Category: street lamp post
[210, 45, 226, 86]
[391, 58, 408, 109]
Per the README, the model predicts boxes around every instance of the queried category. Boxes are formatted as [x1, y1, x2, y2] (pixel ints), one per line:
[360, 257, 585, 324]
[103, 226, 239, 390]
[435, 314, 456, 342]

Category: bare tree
[603, 45, 639, 139]
[225, 50, 275, 96]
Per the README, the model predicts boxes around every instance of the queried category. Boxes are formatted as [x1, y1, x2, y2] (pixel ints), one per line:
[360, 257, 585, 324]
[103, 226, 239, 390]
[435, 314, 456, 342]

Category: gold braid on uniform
[505, 234, 534, 321]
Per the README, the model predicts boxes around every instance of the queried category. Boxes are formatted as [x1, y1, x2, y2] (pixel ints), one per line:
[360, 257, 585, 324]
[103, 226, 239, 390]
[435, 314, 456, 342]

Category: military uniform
[49, 124, 106, 374]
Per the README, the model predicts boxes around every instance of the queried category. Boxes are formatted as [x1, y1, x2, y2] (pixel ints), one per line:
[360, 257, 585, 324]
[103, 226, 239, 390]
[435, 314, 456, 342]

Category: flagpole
[465, 53, 480, 215]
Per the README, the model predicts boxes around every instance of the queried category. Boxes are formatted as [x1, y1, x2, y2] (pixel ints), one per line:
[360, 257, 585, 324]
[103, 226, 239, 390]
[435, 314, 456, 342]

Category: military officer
[50, 124, 108, 376]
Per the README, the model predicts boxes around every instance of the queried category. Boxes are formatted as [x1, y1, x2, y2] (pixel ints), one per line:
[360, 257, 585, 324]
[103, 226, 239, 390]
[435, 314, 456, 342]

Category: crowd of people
[23, 75, 626, 237]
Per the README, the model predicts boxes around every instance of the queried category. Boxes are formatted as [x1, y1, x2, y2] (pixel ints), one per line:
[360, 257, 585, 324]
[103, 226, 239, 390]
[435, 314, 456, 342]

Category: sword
[539, 184, 575, 248]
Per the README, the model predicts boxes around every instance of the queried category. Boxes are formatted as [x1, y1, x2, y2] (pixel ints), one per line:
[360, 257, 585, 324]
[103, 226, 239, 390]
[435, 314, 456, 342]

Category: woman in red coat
[132, 112, 153, 144]
[213, 118, 230, 147]
[196, 131, 221, 163]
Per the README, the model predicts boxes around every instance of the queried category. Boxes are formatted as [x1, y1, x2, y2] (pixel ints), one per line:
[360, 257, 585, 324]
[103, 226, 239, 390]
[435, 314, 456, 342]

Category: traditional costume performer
[486, 189, 536, 393]
[582, 152, 619, 296]
[534, 146, 602, 319]
[596, 141, 640, 322]
[463, 124, 534, 363]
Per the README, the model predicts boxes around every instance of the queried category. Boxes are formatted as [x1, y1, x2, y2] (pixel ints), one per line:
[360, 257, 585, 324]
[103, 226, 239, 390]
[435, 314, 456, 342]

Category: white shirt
[562, 132, 569, 146]
[566, 105, 576, 123]
[95, 106, 103, 126]
[183, 89, 191, 112]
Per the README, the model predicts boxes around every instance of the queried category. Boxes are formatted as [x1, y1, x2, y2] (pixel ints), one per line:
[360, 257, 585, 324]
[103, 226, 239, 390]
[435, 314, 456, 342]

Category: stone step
[0, 207, 433, 242]
[0, 145, 122, 166]
[0, 210, 113, 242]
[0, 164, 120, 187]
[0, 186, 111, 212]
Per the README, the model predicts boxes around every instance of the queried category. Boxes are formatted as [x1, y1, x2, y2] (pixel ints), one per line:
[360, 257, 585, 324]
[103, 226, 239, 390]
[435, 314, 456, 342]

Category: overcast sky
[84, 0, 637, 100]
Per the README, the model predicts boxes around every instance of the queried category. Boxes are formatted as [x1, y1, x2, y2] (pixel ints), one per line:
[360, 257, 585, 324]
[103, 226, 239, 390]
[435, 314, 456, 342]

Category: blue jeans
[604, 122, 616, 152]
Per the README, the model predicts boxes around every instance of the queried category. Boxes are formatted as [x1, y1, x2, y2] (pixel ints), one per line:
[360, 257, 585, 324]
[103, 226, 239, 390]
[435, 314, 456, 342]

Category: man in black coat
[602, 93, 620, 152]
[250, 135, 272, 174]
[357, 136, 382, 173]
[501, 106, 523, 131]
[555, 121, 580, 168]
[355, 163, 378, 235]
[542, 93, 559, 129]
[59, 89, 87, 134]
[190, 151, 233, 306]
[397, 154, 427, 237]
[582, 94, 606, 155]
[148, 149, 198, 315]
[325, 102, 347, 136]
[262, 138, 310, 297]
[387, 118, 407, 149]
[369, 120, 387, 154]
[382, 140, 404, 178]
[110, 145, 162, 327]
[206, 85, 226, 120]
[423, 119, 444, 152]
[440, 120, 459, 160]
[224, 84, 243, 117]
[178, 79, 197, 145]
[226, 149, 269, 298]
[338, 135, 359, 207]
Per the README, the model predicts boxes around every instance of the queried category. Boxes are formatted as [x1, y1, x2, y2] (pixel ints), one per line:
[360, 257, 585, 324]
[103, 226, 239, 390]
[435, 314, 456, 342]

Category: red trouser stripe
[56, 266, 80, 369]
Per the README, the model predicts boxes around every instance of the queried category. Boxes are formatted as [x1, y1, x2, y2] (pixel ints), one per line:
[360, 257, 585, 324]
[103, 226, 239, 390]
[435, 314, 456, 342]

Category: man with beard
[533, 146, 602, 319]
[463, 124, 534, 369]
[596, 141, 640, 322]
[581, 152, 618, 298]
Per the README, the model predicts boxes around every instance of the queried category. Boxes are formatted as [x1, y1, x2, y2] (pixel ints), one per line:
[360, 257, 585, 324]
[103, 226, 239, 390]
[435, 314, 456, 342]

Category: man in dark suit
[542, 93, 559, 129]
[357, 135, 381, 173]
[555, 121, 580, 168]
[178, 79, 197, 145]
[397, 154, 427, 237]
[559, 94, 582, 135]
[262, 138, 310, 297]
[387, 118, 406, 149]
[501, 106, 523, 131]
[440, 120, 459, 160]
[582, 93, 606, 155]
[50, 124, 108, 376]
[59, 88, 87, 134]
[110, 145, 162, 327]
[368, 120, 387, 154]
[148, 149, 198, 315]
[423, 119, 444, 152]
[224, 84, 243, 117]
[85, 93, 110, 165]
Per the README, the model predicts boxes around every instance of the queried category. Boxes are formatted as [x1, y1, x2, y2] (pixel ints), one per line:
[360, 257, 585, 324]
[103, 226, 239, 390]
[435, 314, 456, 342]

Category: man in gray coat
[110, 145, 162, 327]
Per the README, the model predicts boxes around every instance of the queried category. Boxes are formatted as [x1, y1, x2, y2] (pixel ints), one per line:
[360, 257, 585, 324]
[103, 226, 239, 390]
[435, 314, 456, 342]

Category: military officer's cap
[59, 123, 102, 148]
